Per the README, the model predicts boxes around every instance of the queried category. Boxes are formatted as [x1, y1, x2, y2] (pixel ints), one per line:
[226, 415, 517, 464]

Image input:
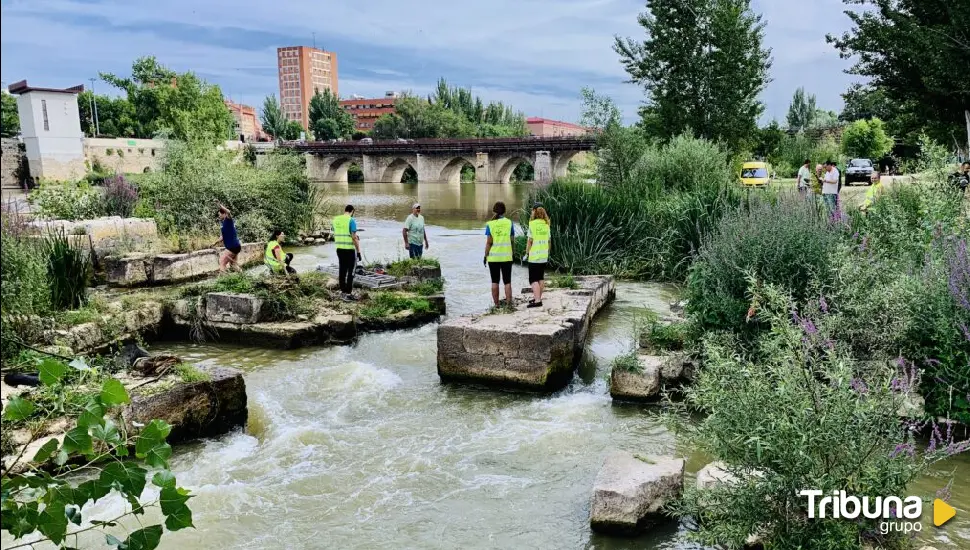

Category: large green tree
[101, 56, 234, 142]
[1, 91, 20, 137]
[307, 88, 355, 140]
[260, 94, 288, 141]
[841, 118, 894, 160]
[786, 87, 817, 132]
[829, 0, 970, 152]
[615, 0, 772, 152]
[77, 90, 138, 138]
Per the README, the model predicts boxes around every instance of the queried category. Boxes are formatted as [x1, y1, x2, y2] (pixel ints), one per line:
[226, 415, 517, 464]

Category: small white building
[8, 80, 86, 182]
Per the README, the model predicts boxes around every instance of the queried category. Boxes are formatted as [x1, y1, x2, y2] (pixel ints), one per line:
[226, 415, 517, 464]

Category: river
[11, 182, 969, 549]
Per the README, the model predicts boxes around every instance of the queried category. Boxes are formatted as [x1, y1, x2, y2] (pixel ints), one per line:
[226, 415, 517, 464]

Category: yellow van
[740, 161, 772, 187]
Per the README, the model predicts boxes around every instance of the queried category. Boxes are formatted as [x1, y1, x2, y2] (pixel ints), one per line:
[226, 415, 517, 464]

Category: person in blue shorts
[213, 204, 242, 273]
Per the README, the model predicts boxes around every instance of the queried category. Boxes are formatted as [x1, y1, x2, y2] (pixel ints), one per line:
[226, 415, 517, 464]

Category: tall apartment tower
[277, 46, 339, 131]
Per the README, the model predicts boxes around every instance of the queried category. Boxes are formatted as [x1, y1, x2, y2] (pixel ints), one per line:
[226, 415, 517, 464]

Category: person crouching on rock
[525, 203, 551, 308]
[265, 229, 296, 276]
[213, 204, 242, 273]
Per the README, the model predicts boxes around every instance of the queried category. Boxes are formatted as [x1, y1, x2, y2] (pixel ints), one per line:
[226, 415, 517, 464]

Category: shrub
[668, 285, 966, 550]
[31, 182, 105, 220]
[135, 140, 320, 242]
[685, 195, 843, 336]
[841, 118, 894, 160]
[0, 210, 51, 358]
[382, 257, 440, 278]
[102, 173, 138, 217]
[610, 351, 641, 373]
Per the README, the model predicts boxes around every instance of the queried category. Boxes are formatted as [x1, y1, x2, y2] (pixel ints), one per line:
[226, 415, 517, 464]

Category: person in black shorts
[484, 201, 515, 306]
[213, 204, 242, 273]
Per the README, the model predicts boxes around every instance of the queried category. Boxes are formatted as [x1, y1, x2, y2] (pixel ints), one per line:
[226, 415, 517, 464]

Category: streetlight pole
[88, 78, 100, 137]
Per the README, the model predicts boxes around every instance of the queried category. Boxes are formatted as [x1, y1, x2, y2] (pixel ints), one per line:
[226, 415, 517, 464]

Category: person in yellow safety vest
[484, 201, 515, 307]
[264, 229, 296, 276]
[860, 177, 884, 214]
[524, 203, 551, 308]
[333, 204, 362, 301]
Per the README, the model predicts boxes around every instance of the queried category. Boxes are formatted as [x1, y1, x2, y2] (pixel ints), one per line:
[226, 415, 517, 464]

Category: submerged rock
[590, 451, 685, 535]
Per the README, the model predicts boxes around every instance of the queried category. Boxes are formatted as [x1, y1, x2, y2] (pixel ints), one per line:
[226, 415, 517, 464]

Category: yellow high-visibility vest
[264, 240, 283, 272]
[528, 219, 550, 263]
[486, 217, 513, 263]
[333, 214, 355, 250]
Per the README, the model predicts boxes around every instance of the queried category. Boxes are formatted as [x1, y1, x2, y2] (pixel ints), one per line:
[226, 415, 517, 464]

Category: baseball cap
[413, 203, 421, 209]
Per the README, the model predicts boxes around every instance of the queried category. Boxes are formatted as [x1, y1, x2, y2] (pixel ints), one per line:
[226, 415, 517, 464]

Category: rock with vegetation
[589, 451, 685, 534]
[437, 276, 614, 391]
[26, 216, 159, 261]
[205, 292, 264, 324]
[610, 355, 662, 402]
[105, 242, 263, 286]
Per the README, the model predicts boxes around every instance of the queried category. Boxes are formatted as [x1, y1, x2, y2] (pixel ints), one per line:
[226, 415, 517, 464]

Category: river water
[10, 182, 968, 549]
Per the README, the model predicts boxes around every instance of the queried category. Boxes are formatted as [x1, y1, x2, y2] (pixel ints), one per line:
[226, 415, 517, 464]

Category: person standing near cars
[822, 160, 841, 215]
[796, 159, 812, 198]
[484, 201, 514, 307]
[333, 205, 363, 301]
[524, 203, 551, 308]
[402, 203, 430, 258]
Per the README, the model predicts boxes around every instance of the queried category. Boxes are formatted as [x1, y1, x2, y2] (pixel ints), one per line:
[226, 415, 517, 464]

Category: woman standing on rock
[525, 203, 550, 308]
[213, 203, 242, 273]
[484, 201, 514, 307]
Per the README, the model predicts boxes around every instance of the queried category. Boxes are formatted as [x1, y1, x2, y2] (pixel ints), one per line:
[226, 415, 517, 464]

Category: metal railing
[281, 135, 597, 155]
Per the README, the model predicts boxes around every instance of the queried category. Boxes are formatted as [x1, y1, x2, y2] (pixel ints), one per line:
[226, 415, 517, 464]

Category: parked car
[359, 137, 373, 144]
[845, 158, 875, 185]
[739, 161, 772, 187]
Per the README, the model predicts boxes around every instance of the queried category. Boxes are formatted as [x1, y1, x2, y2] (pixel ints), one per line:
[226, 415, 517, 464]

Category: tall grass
[44, 229, 92, 310]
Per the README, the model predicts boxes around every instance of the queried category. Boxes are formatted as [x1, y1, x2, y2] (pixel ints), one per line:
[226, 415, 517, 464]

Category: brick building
[526, 117, 588, 137]
[225, 100, 263, 142]
[277, 46, 339, 130]
[339, 92, 398, 132]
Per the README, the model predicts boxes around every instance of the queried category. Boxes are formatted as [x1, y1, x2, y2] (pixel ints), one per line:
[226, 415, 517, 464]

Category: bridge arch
[328, 157, 360, 182]
[438, 156, 477, 184]
[496, 155, 534, 184]
[382, 158, 417, 183]
[552, 151, 582, 179]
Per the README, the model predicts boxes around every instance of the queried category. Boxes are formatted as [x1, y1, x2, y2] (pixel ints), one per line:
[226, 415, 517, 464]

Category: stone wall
[25, 217, 160, 263]
[105, 242, 263, 286]
[1, 138, 26, 189]
[85, 137, 163, 174]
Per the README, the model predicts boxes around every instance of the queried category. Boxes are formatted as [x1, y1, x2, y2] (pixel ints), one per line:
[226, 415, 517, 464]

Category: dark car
[845, 158, 875, 185]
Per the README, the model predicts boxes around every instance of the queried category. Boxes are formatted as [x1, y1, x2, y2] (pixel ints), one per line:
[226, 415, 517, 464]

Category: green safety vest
[264, 240, 283, 272]
[486, 217, 513, 263]
[333, 214, 355, 250]
[529, 219, 550, 264]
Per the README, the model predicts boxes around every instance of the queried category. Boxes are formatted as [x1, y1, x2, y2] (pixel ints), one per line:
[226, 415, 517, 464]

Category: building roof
[7, 80, 84, 95]
[526, 117, 585, 130]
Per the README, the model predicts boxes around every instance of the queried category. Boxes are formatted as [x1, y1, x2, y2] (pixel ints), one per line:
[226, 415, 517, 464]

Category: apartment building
[225, 100, 263, 142]
[277, 46, 339, 130]
[526, 117, 588, 137]
[339, 92, 398, 131]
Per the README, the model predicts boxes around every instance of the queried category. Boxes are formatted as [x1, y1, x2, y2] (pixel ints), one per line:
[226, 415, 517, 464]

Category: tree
[579, 87, 621, 133]
[260, 94, 288, 141]
[786, 87, 817, 132]
[829, 0, 970, 153]
[841, 118, 894, 160]
[372, 113, 408, 139]
[101, 56, 234, 142]
[283, 120, 304, 141]
[1, 91, 19, 137]
[615, 0, 772, 152]
[753, 120, 785, 159]
[307, 88, 355, 140]
[77, 91, 138, 138]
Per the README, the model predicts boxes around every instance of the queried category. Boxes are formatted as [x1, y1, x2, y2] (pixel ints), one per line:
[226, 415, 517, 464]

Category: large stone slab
[123, 365, 247, 443]
[27, 217, 159, 260]
[437, 276, 614, 391]
[45, 301, 165, 354]
[610, 355, 662, 402]
[590, 451, 685, 534]
[106, 242, 264, 287]
[205, 292, 264, 324]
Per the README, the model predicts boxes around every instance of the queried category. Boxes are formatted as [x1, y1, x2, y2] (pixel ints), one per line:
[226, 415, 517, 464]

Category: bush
[685, 195, 843, 336]
[45, 229, 92, 310]
[669, 285, 966, 549]
[135, 140, 321, 242]
[102, 173, 138, 217]
[841, 118, 894, 160]
[31, 182, 105, 220]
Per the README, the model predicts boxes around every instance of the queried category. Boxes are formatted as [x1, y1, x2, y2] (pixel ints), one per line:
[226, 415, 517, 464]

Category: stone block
[205, 292, 264, 325]
[590, 451, 684, 534]
[153, 249, 219, 283]
[237, 242, 264, 267]
[610, 356, 662, 402]
[696, 461, 739, 491]
[121, 302, 165, 334]
[105, 253, 153, 286]
[124, 365, 247, 443]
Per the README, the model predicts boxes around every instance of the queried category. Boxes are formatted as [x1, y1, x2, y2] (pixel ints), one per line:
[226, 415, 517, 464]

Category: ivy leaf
[61, 426, 94, 456]
[37, 501, 69, 544]
[69, 357, 93, 372]
[77, 401, 106, 429]
[3, 396, 35, 421]
[135, 420, 172, 469]
[39, 358, 68, 386]
[92, 419, 123, 446]
[32, 438, 59, 463]
[98, 462, 148, 497]
[160, 486, 194, 531]
[152, 470, 176, 489]
[65, 504, 82, 525]
[100, 378, 130, 406]
[123, 525, 163, 550]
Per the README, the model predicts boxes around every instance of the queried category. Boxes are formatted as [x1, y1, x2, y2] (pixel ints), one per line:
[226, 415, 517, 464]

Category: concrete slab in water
[436, 275, 614, 391]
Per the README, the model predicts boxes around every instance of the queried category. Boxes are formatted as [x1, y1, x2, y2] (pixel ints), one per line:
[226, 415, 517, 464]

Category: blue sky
[0, 0, 861, 125]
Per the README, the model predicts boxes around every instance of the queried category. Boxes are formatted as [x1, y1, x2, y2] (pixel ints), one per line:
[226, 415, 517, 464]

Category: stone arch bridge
[284, 137, 596, 184]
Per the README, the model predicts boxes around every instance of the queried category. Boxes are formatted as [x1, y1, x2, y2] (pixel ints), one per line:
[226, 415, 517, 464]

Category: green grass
[410, 278, 444, 296]
[383, 257, 440, 278]
[610, 351, 642, 374]
[641, 320, 689, 351]
[486, 302, 517, 315]
[174, 362, 211, 383]
[548, 274, 579, 290]
[55, 296, 111, 327]
[358, 292, 432, 319]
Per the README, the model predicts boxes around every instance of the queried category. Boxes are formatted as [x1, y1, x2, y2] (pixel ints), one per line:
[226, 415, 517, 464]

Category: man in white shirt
[822, 160, 841, 215]
[796, 158, 812, 198]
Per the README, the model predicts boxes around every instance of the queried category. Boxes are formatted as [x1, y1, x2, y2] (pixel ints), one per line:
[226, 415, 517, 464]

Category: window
[41, 99, 50, 131]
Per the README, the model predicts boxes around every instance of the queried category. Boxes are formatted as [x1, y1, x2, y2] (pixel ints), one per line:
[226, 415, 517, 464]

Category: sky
[0, 0, 862, 125]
